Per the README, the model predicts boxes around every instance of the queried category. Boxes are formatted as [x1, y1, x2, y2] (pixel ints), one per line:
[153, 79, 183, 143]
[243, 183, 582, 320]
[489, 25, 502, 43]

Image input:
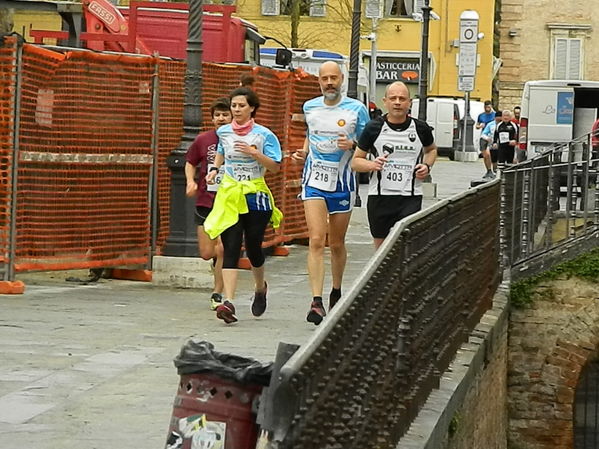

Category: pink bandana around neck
[231, 119, 255, 136]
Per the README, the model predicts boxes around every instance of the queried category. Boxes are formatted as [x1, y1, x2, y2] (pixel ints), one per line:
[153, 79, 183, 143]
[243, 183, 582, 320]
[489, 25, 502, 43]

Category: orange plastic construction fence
[0, 39, 320, 278]
[155, 59, 185, 253]
[0, 37, 18, 270]
[14, 44, 155, 272]
[156, 63, 320, 253]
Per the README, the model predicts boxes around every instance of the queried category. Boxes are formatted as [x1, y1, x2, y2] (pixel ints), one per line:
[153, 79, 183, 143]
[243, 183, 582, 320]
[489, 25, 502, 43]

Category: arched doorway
[575, 359, 599, 449]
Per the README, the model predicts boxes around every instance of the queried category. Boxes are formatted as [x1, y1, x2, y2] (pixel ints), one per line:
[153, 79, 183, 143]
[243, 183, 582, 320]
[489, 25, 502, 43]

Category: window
[384, 0, 422, 18]
[547, 24, 590, 80]
[261, 0, 326, 17]
[553, 37, 582, 79]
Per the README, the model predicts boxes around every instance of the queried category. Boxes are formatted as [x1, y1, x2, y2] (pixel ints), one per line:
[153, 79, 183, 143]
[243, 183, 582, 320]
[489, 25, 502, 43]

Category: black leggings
[221, 210, 272, 269]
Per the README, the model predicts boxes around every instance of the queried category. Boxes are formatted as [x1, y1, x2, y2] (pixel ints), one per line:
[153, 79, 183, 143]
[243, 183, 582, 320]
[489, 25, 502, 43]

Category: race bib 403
[381, 161, 413, 192]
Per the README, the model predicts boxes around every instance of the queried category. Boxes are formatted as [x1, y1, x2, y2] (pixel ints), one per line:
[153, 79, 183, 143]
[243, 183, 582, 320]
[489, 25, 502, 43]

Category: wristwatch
[424, 163, 432, 172]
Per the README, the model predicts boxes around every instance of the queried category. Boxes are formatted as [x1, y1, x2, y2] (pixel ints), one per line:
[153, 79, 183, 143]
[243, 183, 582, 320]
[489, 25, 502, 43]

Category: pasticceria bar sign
[376, 59, 420, 83]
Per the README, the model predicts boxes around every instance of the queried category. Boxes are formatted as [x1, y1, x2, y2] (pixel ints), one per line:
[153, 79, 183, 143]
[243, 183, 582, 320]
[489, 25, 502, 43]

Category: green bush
[509, 248, 599, 309]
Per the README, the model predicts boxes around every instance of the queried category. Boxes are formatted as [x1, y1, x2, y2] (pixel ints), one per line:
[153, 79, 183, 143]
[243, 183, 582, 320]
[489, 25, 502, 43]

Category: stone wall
[508, 277, 599, 449]
[398, 285, 509, 449]
[445, 326, 507, 449]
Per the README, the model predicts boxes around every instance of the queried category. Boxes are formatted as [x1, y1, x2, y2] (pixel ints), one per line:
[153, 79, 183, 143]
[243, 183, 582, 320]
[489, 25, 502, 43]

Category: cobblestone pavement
[0, 157, 484, 448]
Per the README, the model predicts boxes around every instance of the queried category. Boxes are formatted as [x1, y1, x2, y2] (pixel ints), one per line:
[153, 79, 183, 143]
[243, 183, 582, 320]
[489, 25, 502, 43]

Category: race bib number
[231, 162, 261, 182]
[499, 132, 510, 144]
[381, 160, 412, 192]
[308, 159, 338, 192]
[207, 164, 224, 192]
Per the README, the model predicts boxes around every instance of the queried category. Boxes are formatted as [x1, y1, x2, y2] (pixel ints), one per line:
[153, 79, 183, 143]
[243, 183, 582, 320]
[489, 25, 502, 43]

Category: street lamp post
[368, 19, 378, 105]
[347, 0, 362, 100]
[417, 0, 432, 122]
[347, 0, 363, 206]
[162, 0, 204, 256]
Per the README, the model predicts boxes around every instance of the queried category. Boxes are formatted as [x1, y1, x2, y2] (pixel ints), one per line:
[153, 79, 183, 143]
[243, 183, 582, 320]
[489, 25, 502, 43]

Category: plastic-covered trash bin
[165, 340, 272, 449]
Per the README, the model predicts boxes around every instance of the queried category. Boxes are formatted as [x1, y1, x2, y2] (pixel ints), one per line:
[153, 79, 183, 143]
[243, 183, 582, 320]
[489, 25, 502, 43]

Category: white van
[519, 80, 599, 157]
[259, 47, 370, 104]
[410, 97, 461, 159]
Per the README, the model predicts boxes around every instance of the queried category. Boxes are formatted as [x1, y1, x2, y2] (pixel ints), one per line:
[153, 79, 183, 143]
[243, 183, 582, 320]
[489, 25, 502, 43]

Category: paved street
[0, 157, 484, 448]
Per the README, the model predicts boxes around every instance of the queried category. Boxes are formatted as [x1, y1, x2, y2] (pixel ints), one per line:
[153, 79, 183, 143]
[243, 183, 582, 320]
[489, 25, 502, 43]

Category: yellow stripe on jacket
[204, 175, 283, 240]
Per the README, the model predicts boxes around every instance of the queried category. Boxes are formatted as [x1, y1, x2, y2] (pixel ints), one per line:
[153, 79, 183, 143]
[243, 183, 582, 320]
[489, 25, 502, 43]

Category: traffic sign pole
[456, 10, 479, 161]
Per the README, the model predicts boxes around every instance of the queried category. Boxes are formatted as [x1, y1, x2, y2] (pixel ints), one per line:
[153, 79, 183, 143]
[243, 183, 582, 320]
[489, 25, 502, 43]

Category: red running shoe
[216, 300, 238, 324]
[306, 300, 326, 325]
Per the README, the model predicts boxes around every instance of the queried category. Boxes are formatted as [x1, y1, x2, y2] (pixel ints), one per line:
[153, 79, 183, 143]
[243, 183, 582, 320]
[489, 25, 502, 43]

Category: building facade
[497, 0, 599, 109]
[236, 0, 495, 106]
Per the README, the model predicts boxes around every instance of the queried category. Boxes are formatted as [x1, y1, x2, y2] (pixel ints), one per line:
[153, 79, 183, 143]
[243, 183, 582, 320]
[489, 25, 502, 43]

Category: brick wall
[508, 277, 599, 449]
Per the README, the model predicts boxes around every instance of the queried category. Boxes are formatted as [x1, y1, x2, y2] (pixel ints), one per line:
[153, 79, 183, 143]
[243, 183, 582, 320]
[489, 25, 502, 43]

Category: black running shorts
[498, 146, 515, 164]
[490, 148, 498, 163]
[367, 195, 423, 239]
[195, 206, 212, 226]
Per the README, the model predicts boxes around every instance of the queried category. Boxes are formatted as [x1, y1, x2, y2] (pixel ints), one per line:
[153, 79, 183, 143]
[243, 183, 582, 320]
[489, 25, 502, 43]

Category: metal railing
[259, 132, 599, 449]
[262, 182, 501, 449]
[502, 133, 599, 280]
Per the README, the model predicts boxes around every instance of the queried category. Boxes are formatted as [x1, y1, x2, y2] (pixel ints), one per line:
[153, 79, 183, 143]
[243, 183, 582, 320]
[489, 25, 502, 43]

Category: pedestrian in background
[494, 109, 519, 167]
[476, 100, 496, 152]
[204, 87, 283, 324]
[239, 73, 256, 89]
[480, 111, 502, 179]
[352, 81, 437, 248]
[291, 61, 369, 325]
[185, 97, 231, 311]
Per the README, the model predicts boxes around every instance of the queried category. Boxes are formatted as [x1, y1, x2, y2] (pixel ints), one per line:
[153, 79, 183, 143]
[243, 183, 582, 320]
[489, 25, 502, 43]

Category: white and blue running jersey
[217, 123, 282, 211]
[302, 96, 370, 193]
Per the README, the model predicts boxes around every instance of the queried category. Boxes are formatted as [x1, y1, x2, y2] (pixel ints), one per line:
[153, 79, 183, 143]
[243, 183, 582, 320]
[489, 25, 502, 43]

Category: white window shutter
[554, 38, 568, 79]
[568, 39, 581, 79]
[310, 0, 326, 17]
[414, 0, 424, 14]
[261, 0, 280, 16]
[384, 0, 394, 16]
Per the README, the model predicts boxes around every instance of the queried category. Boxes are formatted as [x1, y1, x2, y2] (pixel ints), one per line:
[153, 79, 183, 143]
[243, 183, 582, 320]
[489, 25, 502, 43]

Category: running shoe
[251, 282, 267, 317]
[216, 300, 238, 324]
[306, 300, 326, 325]
[329, 289, 341, 311]
[210, 292, 223, 311]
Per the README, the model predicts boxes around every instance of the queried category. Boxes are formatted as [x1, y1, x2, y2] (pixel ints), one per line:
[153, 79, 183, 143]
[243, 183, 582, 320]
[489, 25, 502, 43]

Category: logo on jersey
[408, 132, 417, 142]
[339, 199, 350, 207]
[316, 139, 339, 153]
[337, 119, 346, 127]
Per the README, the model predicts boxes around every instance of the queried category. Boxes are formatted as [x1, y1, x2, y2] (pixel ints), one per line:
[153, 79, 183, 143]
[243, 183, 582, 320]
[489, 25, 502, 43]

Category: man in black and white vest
[351, 81, 437, 248]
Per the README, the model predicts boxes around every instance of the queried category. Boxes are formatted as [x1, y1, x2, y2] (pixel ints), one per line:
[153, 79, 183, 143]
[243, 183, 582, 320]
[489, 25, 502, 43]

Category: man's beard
[322, 87, 341, 101]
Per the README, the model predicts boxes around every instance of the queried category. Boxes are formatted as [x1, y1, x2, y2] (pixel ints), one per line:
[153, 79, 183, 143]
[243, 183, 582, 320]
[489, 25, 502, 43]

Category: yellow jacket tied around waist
[204, 175, 283, 239]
